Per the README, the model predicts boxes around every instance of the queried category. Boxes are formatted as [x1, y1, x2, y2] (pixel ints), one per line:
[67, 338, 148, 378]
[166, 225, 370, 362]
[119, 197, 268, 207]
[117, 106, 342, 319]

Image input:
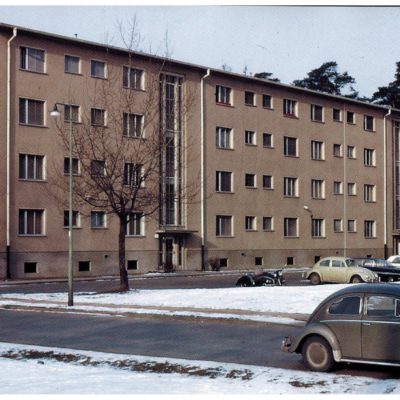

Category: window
[245, 91, 255, 106]
[91, 60, 106, 78]
[216, 127, 232, 149]
[262, 94, 272, 109]
[19, 154, 44, 180]
[263, 133, 273, 148]
[216, 85, 232, 105]
[245, 173, 256, 188]
[24, 262, 37, 274]
[348, 219, 356, 233]
[284, 177, 298, 197]
[91, 211, 106, 228]
[348, 182, 357, 196]
[255, 257, 263, 266]
[311, 104, 324, 122]
[347, 145, 356, 159]
[364, 220, 376, 238]
[64, 105, 80, 123]
[263, 216, 273, 231]
[216, 171, 232, 192]
[262, 175, 273, 190]
[284, 136, 297, 157]
[123, 66, 144, 90]
[311, 141, 324, 160]
[245, 216, 256, 231]
[19, 98, 44, 126]
[333, 143, 343, 157]
[127, 260, 139, 270]
[333, 181, 343, 195]
[284, 218, 298, 237]
[283, 99, 297, 117]
[123, 113, 143, 137]
[126, 212, 144, 236]
[364, 148, 375, 166]
[64, 55, 80, 74]
[79, 261, 90, 272]
[329, 296, 361, 315]
[64, 157, 80, 175]
[245, 130, 256, 145]
[367, 296, 399, 317]
[64, 210, 80, 228]
[334, 219, 343, 233]
[311, 179, 325, 199]
[364, 184, 376, 202]
[312, 219, 325, 237]
[90, 160, 106, 177]
[20, 47, 45, 73]
[18, 209, 44, 235]
[216, 215, 233, 237]
[333, 108, 342, 122]
[364, 115, 375, 131]
[91, 108, 106, 126]
[124, 163, 143, 187]
[347, 111, 355, 124]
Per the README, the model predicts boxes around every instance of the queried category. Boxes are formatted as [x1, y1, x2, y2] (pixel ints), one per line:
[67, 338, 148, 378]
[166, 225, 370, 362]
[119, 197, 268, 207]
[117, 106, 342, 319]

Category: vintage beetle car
[353, 258, 400, 282]
[236, 270, 285, 287]
[281, 284, 400, 372]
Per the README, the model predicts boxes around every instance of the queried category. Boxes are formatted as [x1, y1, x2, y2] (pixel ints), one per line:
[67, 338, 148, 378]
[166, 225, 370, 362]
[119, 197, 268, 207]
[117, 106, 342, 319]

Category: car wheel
[302, 336, 334, 372]
[350, 275, 364, 284]
[239, 279, 251, 287]
[309, 273, 321, 285]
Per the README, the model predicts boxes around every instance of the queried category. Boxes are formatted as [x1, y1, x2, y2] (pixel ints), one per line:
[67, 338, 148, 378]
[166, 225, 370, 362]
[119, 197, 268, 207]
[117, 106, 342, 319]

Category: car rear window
[328, 296, 361, 315]
[367, 296, 400, 318]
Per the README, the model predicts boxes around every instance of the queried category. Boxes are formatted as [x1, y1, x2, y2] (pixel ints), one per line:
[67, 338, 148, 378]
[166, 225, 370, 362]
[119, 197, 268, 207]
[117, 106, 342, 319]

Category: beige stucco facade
[0, 23, 399, 280]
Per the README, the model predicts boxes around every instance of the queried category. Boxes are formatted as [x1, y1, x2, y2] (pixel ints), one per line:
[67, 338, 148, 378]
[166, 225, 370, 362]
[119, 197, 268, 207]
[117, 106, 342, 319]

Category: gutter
[200, 68, 211, 270]
[384, 107, 392, 258]
[6, 27, 17, 279]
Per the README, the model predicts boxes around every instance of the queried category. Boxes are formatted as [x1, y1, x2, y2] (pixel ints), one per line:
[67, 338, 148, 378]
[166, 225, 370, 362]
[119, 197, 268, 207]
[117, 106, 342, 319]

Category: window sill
[245, 143, 257, 147]
[245, 186, 257, 190]
[284, 155, 299, 159]
[311, 119, 325, 124]
[311, 158, 325, 162]
[216, 147, 234, 151]
[126, 235, 146, 238]
[245, 103, 257, 107]
[312, 236, 327, 239]
[262, 188, 274, 191]
[65, 72, 83, 76]
[284, 195, 299, 199]
[90, 75, 108, 80]
[216, 102, 234, 108]
[216, 191, 234, 194]
[284, 236, 299, 239]
[123, 86, 146, 92]
[263, 107, 274, 111]
[90, 227, 108, 230]
[333, 119, 343, 123]
[263, 146, 274, 149]
[263, 230, 275, 232]
[216, 235, 234, 238]
[63, 227, 82, 230]
[364, 129, 376, 133]
[19, 68, 47, 75]
[18, 179, 47, 183]
[18, 234, 46, 237]
[19, 123, 47, 129]
[283, 114, 299, 119]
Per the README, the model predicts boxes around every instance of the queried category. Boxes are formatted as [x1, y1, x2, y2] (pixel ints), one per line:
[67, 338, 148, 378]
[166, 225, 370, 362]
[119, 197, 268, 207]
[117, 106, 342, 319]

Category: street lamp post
[51, 103, 74, 306]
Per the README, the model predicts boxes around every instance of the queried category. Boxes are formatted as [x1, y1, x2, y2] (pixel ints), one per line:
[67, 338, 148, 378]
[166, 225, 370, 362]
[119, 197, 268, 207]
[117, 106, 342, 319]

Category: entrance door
[165, 238, 174, 269]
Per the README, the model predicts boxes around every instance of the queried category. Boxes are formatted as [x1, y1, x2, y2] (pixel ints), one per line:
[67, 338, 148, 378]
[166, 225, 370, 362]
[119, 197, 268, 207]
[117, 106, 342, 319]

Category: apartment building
[1, 22, 399, 279]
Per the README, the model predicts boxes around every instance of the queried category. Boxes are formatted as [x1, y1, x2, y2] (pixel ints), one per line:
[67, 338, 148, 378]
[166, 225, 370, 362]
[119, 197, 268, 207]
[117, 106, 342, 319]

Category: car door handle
[362, 322, 371, 326]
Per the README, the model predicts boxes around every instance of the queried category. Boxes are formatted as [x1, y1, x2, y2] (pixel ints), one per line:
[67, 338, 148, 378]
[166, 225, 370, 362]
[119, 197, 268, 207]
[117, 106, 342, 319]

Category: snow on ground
[0, 342, 399, 394]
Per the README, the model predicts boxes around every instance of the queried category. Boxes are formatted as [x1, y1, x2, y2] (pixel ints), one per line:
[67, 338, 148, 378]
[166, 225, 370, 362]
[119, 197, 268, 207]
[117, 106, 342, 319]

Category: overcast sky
[1, 4, 399, 97]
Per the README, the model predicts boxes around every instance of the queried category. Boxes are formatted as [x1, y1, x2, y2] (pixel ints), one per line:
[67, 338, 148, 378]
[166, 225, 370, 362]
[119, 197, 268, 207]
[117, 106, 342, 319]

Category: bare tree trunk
[119, 216, 129, 292]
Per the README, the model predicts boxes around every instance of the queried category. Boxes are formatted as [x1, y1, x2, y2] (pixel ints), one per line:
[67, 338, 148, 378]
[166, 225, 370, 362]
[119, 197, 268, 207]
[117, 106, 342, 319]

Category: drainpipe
[384, 107, 392, 259]
[343, 104, 347, 257]
[200, 68, 211, 271]
[6, 27, 17, 280]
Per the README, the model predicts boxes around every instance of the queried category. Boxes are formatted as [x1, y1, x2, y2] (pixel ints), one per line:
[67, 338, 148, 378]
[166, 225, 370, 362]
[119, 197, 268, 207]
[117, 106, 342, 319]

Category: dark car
[281, 284, 400, 372]
[236, 270, 285, 287]
[353, 258, 400, 282]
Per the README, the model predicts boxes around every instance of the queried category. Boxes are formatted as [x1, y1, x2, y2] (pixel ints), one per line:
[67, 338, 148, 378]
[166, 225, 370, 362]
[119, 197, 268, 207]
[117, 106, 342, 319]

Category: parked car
[236, 269, 286, 287]
[281, 284, 400, 372]
[353, 258, 400, 282]
[304, 257, 379, 285]
[387, 255, 400, 268]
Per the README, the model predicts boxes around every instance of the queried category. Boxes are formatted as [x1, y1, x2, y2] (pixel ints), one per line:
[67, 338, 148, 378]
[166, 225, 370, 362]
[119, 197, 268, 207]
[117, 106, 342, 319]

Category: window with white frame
[64, 104, 80, 123]
[348, 182, 357, 196]
[333, 181, 343, 195]
[311, 104, 324, 122]
[333, 219, 343, 233]
[123, 113, 143, 137]
[91, 211, 106, 228]
[90, 160, 106, 177]
[123, 66, 144, 90]
[311, 179, 325, 199]
[19, 98, 45, 126]
[284, 217, 298, 237]
[245, 130, 256, 145]
[364, 220, 376, 238]
[283, 99, 297, 117]
[20, 47, 45, 73]
[284, 136, 298, 157]
[311, 140, 324, 160]
[91, 108, 106, 126]
[284, 177, 298, 197]
[126, 212, 144, 236]
[245, 216, 256, 231]
[347, 145, 356, 159]
[333, 108, 342, 122]
[333, 143, 343, 157]
[216, 85, 232, 105]
[216, 215, 233, 237]
[64, 157, 80, 175]
[245, 91, 255, 106]
[64, 55, 80, 74]
[262, 94, 272, 109]
[18, 209, 44, 235]
[124, 163, 143, 187]
[262, 175, 273, 189]
[245, 173, 256, 188]
[312, 218, 325, 237]
[364, 148, 375, 166]
[91, 60, 106, 78]
[348, 219, 356, 233]
[19, 154, 44, 180]
[216, 171, 232, 192]
[364, 115, 375, 131]
[263, 216, 273, 231]
[364, 184, 376, 202]
[216, 126, 232, 149]
[347, 111, 355, 124]
[263, 133, 273, 148]
[63, 210, 80, 228]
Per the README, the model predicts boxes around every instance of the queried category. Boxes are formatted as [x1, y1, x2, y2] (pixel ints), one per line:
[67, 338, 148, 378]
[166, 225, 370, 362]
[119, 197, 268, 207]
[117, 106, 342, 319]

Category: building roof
[1, 21, 399, 114]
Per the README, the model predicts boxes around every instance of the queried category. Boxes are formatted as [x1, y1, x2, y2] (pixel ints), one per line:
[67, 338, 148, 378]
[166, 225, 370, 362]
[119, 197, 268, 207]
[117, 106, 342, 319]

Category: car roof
[324, 283, 400, 301]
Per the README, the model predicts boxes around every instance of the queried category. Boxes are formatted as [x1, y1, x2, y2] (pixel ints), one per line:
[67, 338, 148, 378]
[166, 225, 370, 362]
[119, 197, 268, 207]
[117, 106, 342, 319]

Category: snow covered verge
[0, 342, 399, 394]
